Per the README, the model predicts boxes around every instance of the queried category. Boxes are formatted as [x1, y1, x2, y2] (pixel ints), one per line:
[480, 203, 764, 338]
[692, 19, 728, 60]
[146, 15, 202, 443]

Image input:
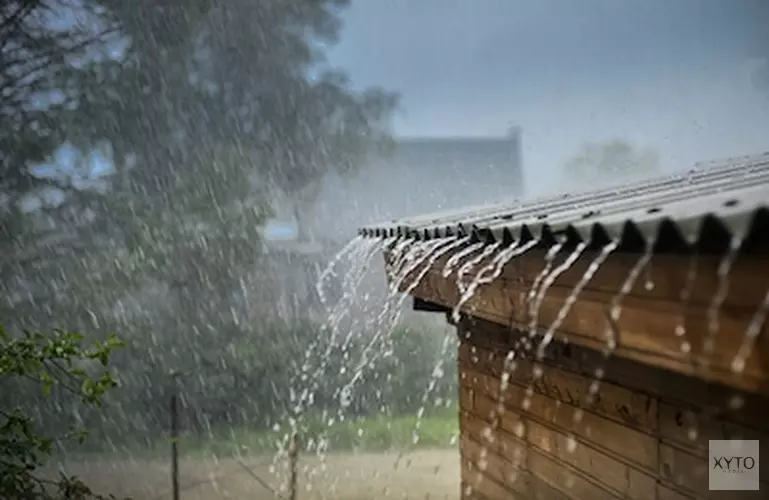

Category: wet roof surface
[359, 152, 769, 253]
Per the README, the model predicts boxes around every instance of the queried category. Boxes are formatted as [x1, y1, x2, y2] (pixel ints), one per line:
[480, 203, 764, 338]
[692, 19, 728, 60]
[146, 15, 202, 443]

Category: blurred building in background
[256, 126, 525, 325]
[307, 125, 525, 245]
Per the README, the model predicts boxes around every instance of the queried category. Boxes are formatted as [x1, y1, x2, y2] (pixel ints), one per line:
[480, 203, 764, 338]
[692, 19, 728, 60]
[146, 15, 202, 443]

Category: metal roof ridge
[358, 152, 769, 251]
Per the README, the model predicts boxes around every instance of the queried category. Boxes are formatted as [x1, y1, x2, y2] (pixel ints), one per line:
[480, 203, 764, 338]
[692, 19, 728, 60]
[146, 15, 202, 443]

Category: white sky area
[327, 0, 769, 195]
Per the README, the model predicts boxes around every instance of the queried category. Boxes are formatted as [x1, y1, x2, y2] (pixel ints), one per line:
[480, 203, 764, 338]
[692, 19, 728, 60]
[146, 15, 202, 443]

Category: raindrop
[675, 252, 699, 341]
[608, 241, 653, 324]
[731, 287, 769, 373]
[526, 242, 565, 321]
[703, 236, 743, 367]
[535, 240, 618, 360]
[728, 394, 745, 410]
[643, 256, 655, 291]
[566, 435, 578, 453]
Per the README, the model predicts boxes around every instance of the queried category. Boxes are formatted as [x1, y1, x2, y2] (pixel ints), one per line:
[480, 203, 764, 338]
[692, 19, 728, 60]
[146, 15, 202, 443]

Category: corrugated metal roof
[358, 152, 769, 253]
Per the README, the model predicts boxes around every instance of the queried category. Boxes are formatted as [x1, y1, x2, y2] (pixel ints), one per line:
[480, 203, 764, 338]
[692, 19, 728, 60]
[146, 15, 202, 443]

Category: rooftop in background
[359, 151, 769, 254]
[307, 127, 525, 243]
[379, 129, 524, 194]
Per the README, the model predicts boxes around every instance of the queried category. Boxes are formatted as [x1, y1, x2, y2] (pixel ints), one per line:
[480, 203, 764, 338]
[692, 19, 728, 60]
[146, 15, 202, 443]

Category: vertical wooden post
[171, 389, 180, 500]
[288, 432, 299, 500]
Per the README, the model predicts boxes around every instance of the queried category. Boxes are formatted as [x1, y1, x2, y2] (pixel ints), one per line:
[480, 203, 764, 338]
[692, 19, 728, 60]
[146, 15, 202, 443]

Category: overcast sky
[327, 0, 769, 191]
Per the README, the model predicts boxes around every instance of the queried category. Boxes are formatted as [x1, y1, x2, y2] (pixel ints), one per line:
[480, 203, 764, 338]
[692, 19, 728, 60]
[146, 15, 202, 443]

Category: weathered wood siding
[395, 248, 769, 394]
[457, 317, 769, 500]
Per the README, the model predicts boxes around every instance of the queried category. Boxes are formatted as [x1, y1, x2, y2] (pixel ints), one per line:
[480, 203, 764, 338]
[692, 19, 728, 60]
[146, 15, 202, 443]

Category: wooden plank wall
[398, 248, 769, 395]
[457, 318, 769, 500]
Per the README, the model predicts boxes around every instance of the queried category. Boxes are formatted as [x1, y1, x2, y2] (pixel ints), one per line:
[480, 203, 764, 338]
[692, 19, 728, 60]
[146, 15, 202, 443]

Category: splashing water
[296, 240, 376, 383]
[411, 332, 457, 446]
[442, 241, 485, 278]
[529, 242, 588, 341]
[702, 236, 743, 369]
[298, 238, 382, 378]
[605, 241, 653, 353]
[300, 238, 387, 400]
[573, 240, 651, 413]
[450, 239, 541, 472]
[452, 239, 541, 323]
[334, 238, 432, 388]
[335, 237, 465, 415]
[674, 251, 699, 356]
[316, 235, 364, 309]
[526, 242, 565, 324]
[285, 235, 398, 470]
[455, 242, 501, 296]
[479, 239, 541, 284]
[388, 237, 422, 280]
[379, 237, 469, 334]
[535, 240, 619, 361]
[731, 287, 769, 373]
[375, 238, 453, 329]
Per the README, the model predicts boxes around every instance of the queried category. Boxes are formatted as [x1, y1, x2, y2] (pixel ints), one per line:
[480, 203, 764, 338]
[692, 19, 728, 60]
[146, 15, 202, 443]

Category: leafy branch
[0, 325, 128, 499]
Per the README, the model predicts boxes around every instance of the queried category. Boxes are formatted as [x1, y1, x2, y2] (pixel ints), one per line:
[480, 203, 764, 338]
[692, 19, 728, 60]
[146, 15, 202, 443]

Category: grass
[185, 405, 459, 458]
[61, 405, 459, 461]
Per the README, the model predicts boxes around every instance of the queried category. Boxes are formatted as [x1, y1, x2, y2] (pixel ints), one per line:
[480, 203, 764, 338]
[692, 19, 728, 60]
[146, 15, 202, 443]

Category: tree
[5, 0, 397, 328]
[1, 0, 399, 440]
[1, 1, 114, 242]
[0, 325, 125, 499]
[67, 0, 397, 331]
[63, 0, 397, 197]
[0, 1, 118, 337]
[1, 0, 399, 447]
[563, 139, 660, 185]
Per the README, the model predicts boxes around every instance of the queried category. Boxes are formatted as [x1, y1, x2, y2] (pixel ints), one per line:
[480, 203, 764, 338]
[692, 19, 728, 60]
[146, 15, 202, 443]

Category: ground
[58, 449, 460, 499]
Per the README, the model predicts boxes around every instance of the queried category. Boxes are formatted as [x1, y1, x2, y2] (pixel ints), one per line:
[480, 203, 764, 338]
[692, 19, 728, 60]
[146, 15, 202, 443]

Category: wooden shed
[359, 153, 769, 499]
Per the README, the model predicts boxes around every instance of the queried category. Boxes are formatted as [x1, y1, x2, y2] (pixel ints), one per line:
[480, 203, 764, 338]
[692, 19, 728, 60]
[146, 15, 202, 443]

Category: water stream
[525, 243, 565, 337]
[453, 239, 541, 323]
[455, 242, 502, 298]
[316, 235, 364, 310]
[292, 219, 766, 496]
[443, 242, 485, 278]
[565, 240, 655, 429]
[732, 287, 769, 374]
[335, 237, 465, 417]
[675, 251, 699, 357]
[536, 240, 619, 362]
[528, 242, 588, 341]
[702, 236, 743, 370]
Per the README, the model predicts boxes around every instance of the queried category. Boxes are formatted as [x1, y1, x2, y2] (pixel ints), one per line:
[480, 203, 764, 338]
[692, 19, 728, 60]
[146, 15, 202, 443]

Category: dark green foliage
[0, 325, 125, 499]
[62, 0, 397, 198]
